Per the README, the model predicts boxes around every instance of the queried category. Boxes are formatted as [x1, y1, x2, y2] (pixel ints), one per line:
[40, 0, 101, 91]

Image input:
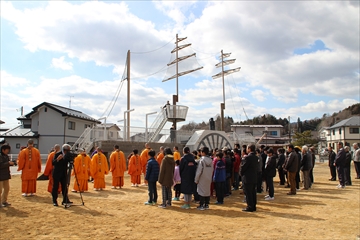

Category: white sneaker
[264, 195, 270, 199]
[337, 184, 345, 189]
[265, 196, 274, 201]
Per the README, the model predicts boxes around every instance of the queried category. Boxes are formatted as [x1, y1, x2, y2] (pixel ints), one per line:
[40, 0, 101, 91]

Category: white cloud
[251, 90, 267, 102]
[1, 1, 359, 128]
[0, 70, 30, 87]
[51, 56, 73, 70]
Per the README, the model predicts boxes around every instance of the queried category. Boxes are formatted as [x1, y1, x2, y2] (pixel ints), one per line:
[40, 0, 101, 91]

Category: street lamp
[98, 117, 107, 141]
[265, 126, 268, 147]
[123, 109, 135, 141]
[145, 111, 157, 142]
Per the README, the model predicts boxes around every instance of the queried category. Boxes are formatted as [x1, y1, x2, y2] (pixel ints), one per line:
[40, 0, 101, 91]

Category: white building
[230, 124, 290, 150]
[1, 102, 100, 154]
[325, 116, 360, 151]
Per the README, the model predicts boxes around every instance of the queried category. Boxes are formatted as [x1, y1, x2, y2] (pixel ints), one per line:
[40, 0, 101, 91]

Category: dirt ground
[0, 162, 359, 240]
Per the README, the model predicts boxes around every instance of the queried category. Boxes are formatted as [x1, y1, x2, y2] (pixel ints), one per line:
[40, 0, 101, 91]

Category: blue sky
[1, 1, 359, 130]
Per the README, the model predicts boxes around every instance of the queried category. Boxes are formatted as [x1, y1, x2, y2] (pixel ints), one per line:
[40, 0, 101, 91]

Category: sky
[1, 1, 359, 131]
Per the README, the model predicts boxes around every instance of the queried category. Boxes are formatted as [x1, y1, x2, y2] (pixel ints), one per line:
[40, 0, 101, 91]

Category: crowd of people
[0, 139, 359, 211]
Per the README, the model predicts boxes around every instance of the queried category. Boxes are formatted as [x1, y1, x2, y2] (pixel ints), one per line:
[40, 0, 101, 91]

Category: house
[318, 127, 330, 151]
[325, 116, 360, 151]
[1, 102, 100, 154]
[94, 123, 121, 141]
[230, 124, 290, 150]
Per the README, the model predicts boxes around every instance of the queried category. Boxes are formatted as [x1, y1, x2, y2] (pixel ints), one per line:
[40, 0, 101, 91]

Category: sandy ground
[0, 162, 359, 240]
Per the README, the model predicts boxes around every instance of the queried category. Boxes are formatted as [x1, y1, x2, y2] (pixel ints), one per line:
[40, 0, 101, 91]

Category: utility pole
[163, 34, 203, 129]
[212, 50, 241, 131]
[127, 50, 131, 141]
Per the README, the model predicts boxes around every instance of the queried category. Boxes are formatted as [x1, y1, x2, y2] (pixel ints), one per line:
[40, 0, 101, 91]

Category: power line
[131, 37, 175, 54]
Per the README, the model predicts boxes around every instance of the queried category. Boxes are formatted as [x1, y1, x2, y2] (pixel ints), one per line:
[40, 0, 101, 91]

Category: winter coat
[334, 148, 346, 167]
[213, 159, 226, 182]
[277, 153, 285, 170]
[180, 153, 196, 194]
[265, 155, 277, 178]
[194, 156, 213, 197]
[240, 152, 258, 184]
[284, 151, 298, 173]
[145, 158, 159, 182]
[345, 152, 352, 168]
[158, 154, 175, 187]
[300, 152, 313, 171]
[0, 154, 11, 181]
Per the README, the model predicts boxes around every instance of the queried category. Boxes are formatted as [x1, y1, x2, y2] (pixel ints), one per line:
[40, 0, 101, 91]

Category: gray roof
[22, 102, 100, 123]
[328, 116, 360, 129]
[1, 125, 35, 137]
[231, 125, 284, 128]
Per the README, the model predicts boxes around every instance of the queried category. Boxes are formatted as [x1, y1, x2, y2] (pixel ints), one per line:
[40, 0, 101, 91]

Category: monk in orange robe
[173, 146, 181, 161]
[72, 148, 91, 192]
[17, 139, 42, 196]
[109, 145, 126, 189]
[156, 146, 165, 166]
[128, 149, 142, 186]
[43, 144, 61, 193]
[140, 143, 151, 185]
[90, 148, 108, 190]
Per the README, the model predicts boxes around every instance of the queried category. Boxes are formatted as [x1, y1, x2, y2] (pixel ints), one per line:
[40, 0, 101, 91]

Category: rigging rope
[131, 37, 175, 54]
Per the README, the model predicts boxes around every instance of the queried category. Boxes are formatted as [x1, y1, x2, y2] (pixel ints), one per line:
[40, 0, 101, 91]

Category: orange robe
[17, 147, 42, 194]
[109, 150, 126, 187]
[140, 148, 150, 184]
[173, 151, 181, 161]
[44, 152, 61, 193]
[156, 152, 164, 166]
[128, 154, 141, 184]
[72, 154, 91, 191]
[90, 153, 109, 189]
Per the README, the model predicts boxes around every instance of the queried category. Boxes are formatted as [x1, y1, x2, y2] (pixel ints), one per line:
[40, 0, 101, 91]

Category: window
[269, 131, 277, 136]
[339, 128, 342, 134]
[16, 143, 20, 149]
[110, 132, 113, 137]
[332, 130, 335, 135]
[349, 128, 359, 134]
[84, 124, 91, 129]
[68, 121, 76, 130]
[44, 107, 47, 112]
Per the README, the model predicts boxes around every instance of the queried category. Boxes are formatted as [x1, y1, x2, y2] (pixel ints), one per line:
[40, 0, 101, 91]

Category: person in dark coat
[180, 147, 196, 209]
[309, 147, 316, 186]
[0, 145, 15, 207]
[264, 148, 277, 200]
[240, 144, 258, 212]
[52, 144, 72, 206]
[328, 146, 337, 181]
[276, 148, 286, 185]
[213, 152, 226, 204]
[144, 150, 160, 205]
[334, 142, 346, 188]
[344, 146, 352, 186]
[158, 148, 175, 208]
[284, 144, 298, 195]
[300, 146, 312, 190]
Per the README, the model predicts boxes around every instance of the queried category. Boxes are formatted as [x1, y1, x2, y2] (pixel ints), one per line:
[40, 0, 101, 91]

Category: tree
[292, 130, 317, 146]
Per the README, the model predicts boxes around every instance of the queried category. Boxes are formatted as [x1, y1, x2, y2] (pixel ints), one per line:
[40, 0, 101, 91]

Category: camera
[67, 151, 78, 165]
[11, 160, 17, 166]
